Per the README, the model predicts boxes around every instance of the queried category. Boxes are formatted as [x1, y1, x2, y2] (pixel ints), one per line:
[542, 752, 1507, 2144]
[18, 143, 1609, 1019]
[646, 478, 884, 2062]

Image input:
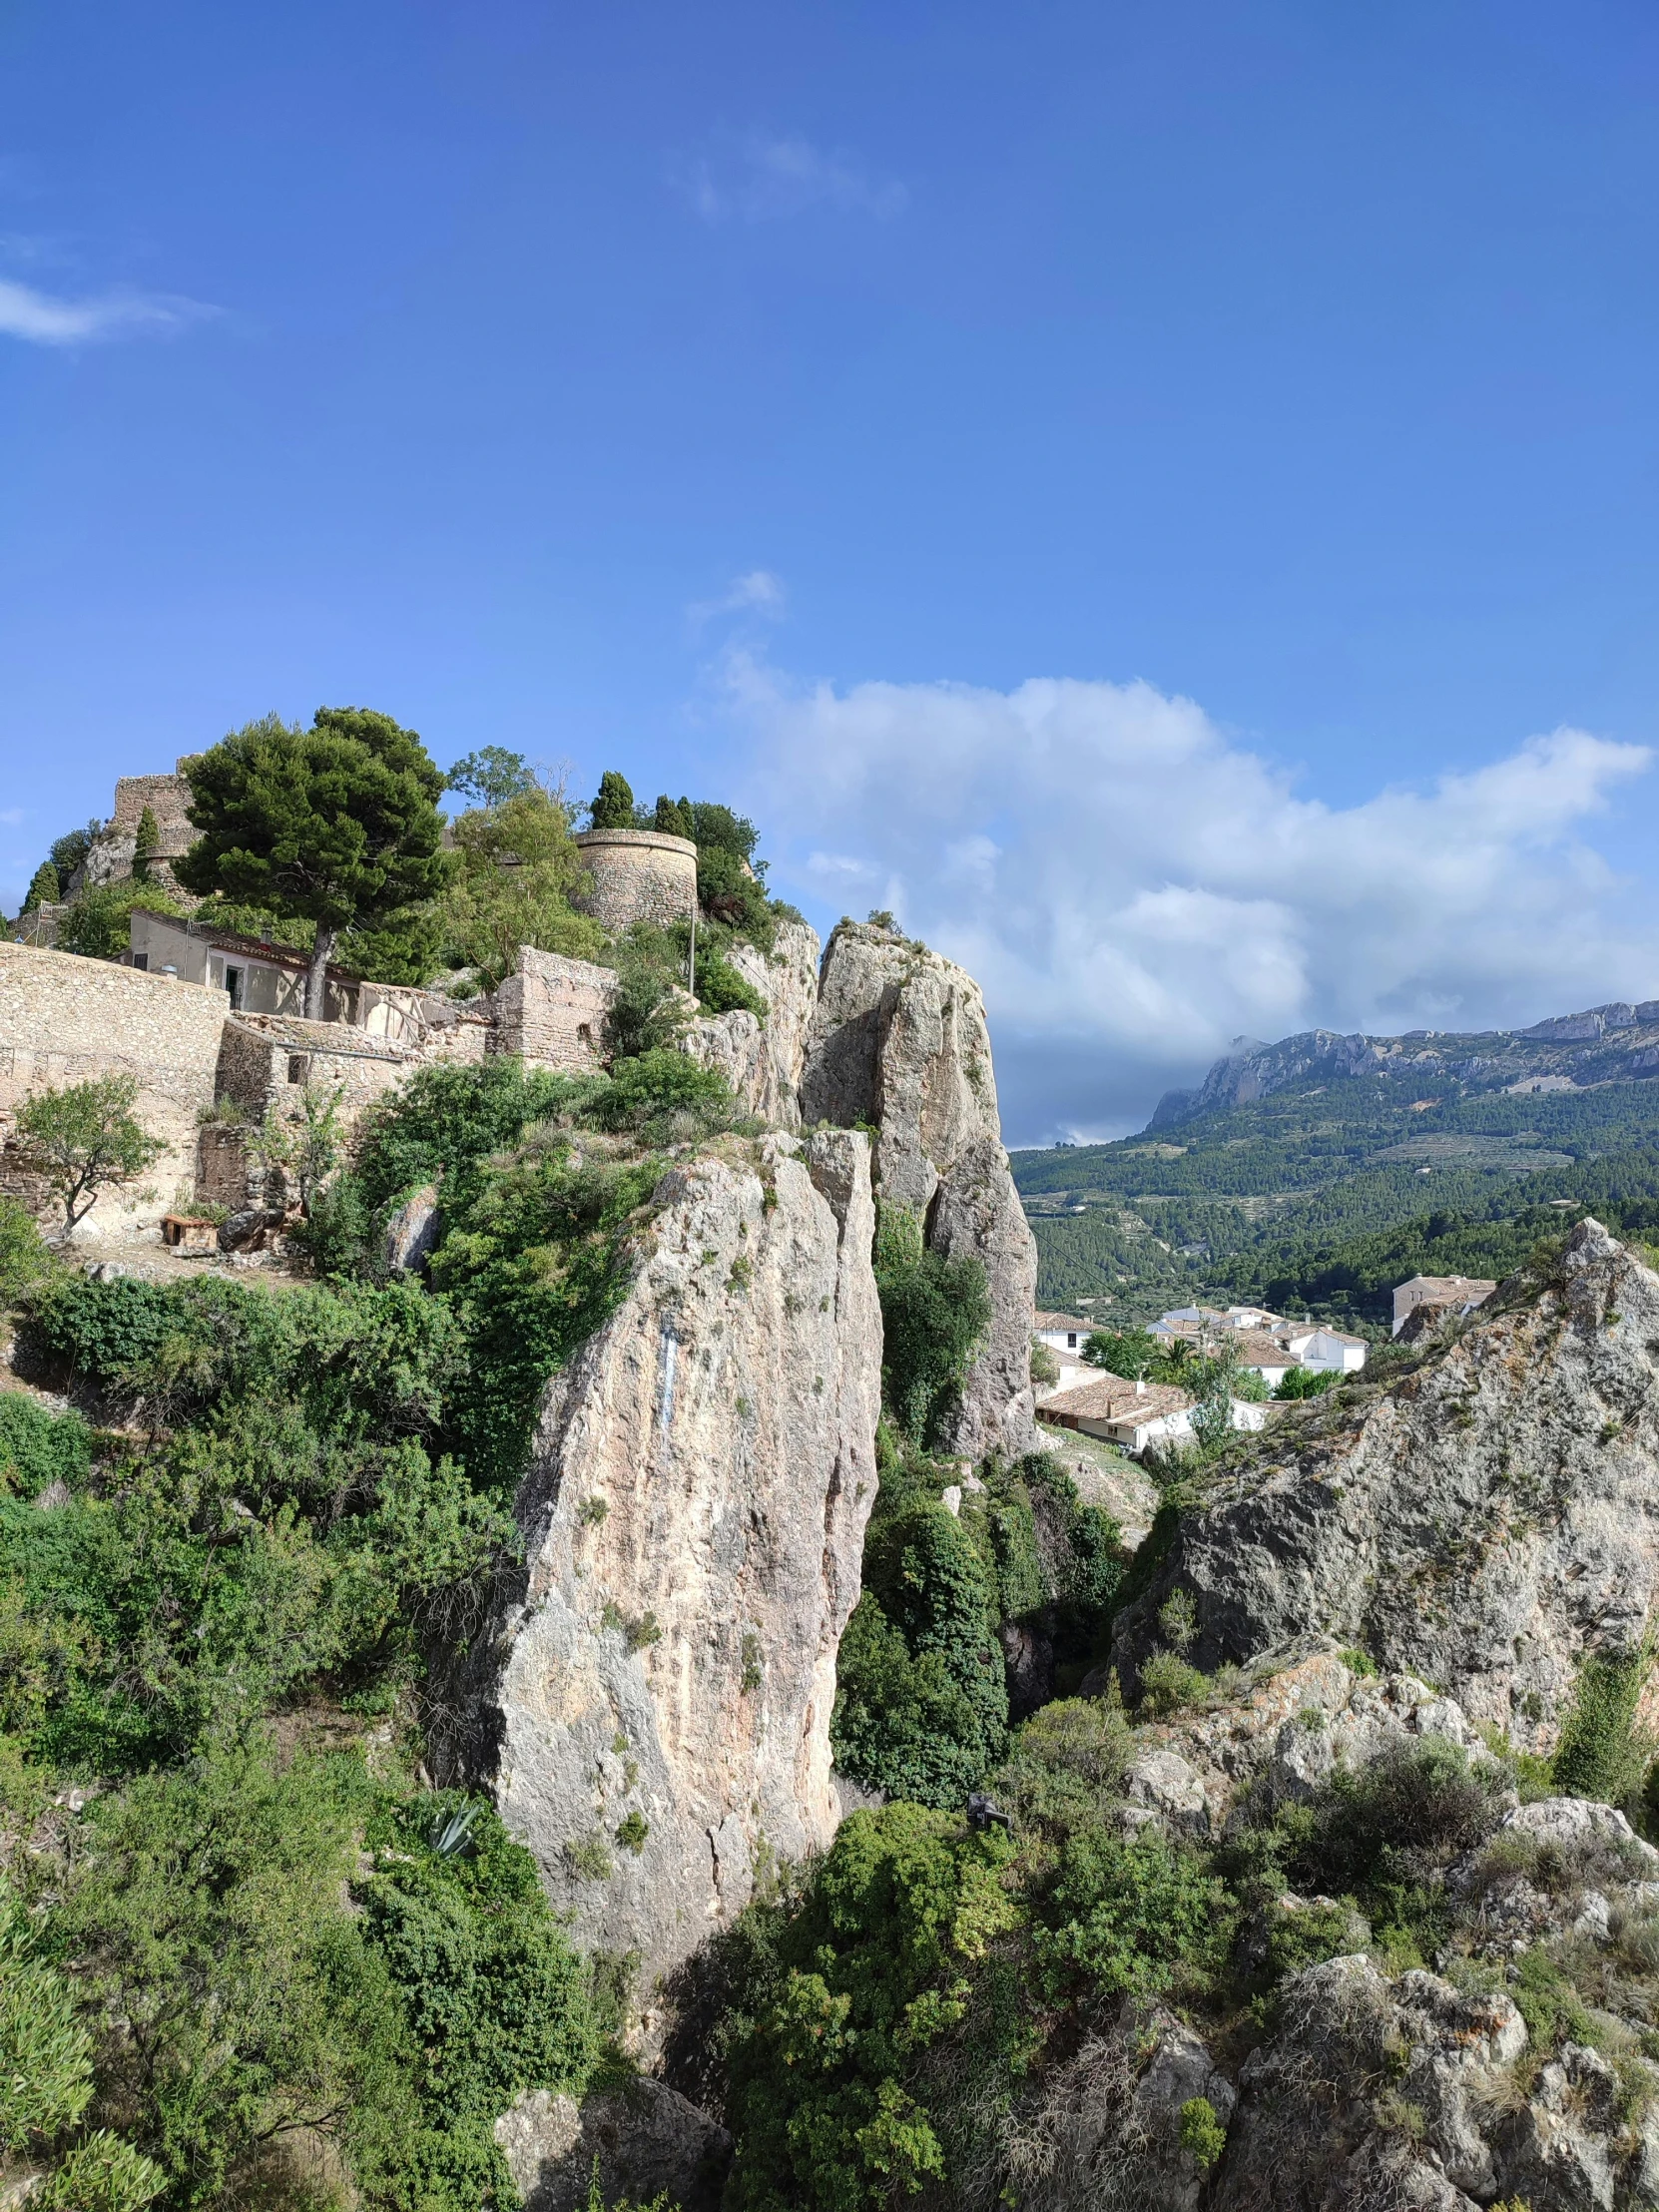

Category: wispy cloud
[675, 134, 906, 224]
[721, 655, 1659, 1143]
[0, 275, 216, 346]
[688, 569, 787, 634]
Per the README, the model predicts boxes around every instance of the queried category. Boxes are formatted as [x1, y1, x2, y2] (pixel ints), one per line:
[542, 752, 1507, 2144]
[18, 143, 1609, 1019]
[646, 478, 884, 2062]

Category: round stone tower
[572, 829, 699, 933]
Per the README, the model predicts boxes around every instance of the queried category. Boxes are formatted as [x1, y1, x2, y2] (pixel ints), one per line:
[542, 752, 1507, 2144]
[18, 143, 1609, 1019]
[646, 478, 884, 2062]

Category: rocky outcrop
[802, 920, 1037, 1459]
[380, 1183, 439, 1276]
[494, 2078, 730, 2212]
[1110, 1642, 1505, 1840]
[1211, 1947, 1659, 2212]
[1114, 1220, 1659, 1754]
[458, 1129, 880, 2024]
[681, 919, 821, 1131]
[1007, 2010, 1237, 2212]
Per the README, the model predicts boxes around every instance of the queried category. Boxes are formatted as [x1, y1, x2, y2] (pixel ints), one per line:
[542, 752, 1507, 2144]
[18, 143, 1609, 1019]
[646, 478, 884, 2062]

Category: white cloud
[675, 134, 906, 224]
[0, 275, 214, 345]
[720, 659, 1659, 1142]
[687, 569, 787, 635]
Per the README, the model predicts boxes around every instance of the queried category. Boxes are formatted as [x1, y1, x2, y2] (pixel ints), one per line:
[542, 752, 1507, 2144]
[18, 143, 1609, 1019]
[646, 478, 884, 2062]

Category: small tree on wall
[14, 1076, 165, 1240]
[132, 806, 161, 883]
[588, 772, 636, 830]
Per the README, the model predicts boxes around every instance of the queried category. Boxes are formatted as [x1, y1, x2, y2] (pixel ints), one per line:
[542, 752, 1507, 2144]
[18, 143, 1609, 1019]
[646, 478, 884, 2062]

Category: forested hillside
[1014, 1006, 1659, 1323]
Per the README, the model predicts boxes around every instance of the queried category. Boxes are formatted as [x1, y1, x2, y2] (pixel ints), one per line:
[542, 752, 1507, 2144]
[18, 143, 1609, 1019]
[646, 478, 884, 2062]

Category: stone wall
[492, 949, 617, 1072]
[572, 830, 698, 933]
[112, 769, 195, 852]
[0, 941, 228, 1233]
[216, 1014, 429, 1132]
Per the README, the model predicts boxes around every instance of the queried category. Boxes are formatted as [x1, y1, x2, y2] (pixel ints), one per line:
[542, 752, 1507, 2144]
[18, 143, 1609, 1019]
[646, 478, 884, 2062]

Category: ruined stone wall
[491, 948, 617, 1072]
[572, 830, 697, 933]
[0, 941, 228, 1232]
[216, 1015, 420, 1132]
[112, 770, 195, 853]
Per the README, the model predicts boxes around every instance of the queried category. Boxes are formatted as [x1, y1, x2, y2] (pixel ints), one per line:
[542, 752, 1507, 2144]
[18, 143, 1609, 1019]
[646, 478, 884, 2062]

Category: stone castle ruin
[1, 768, 792, 1245]
[570, 827, 698, 931]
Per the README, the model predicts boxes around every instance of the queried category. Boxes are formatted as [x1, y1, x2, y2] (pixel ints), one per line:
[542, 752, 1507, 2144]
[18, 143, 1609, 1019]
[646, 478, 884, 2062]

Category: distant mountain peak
[1150, 1000, 1659, 1130]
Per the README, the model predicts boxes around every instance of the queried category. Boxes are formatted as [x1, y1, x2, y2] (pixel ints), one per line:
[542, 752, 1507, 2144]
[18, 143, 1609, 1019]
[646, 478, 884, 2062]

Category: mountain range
[1011, 999, 1659, 1326]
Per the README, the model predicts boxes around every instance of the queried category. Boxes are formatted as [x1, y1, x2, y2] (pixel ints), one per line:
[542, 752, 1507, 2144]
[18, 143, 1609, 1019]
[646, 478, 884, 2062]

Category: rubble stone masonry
[0, 941, 228, 1232]
[491, 947, 617, 1071]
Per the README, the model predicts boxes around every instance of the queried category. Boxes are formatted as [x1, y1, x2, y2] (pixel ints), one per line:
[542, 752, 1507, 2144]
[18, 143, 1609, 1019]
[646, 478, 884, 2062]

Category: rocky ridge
[453, 1130, 879, 2020]
[1153, 1004, 1659, 1127]
[1112, 1217, 1659, 1754]
[802, 918, 1038, 1459]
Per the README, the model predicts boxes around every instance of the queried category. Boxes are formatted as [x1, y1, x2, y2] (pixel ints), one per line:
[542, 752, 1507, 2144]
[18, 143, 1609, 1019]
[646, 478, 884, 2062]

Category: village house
[1033, 1311, 1096, 1355]
[1148, 1303, 1370, 1377]
[127, 907, 435, 1040]
[1270, 1320, 1370, 1374]
[1037, 1374, 1269, 1455]
[1391, 1273, 1497, 1338]
[1225, 1332, 1299, 1390]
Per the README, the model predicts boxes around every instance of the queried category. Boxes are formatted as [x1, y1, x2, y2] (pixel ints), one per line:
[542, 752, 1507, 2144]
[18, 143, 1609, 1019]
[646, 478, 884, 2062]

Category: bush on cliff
[872, 1203, 991, 1446]
[830, 1430, 1124, 1810]
[721, 1804, 1020, 2212]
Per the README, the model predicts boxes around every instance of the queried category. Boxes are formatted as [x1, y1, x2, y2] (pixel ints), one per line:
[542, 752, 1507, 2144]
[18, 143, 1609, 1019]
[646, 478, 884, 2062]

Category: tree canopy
[177, 709, 451, 1017]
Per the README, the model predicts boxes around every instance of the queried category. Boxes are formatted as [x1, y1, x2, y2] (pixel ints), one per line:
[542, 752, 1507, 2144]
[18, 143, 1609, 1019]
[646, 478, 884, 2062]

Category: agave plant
[426, 1799, 482, 1859]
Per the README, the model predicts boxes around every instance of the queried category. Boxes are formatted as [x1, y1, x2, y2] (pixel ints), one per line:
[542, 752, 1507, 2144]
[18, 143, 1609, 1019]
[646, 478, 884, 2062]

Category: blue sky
[4, 1, 1659, 1141]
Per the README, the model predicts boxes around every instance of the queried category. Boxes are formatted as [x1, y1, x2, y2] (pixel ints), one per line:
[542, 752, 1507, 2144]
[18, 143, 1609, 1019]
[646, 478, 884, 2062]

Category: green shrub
[0, 1397, 91, 1500]
[1139, 1650, 1208, 1715]
[991, 1698, 1132, 1841]
[689, 930, 768, 1019]
[0, 1199, 55, 1309]
[873, 1205, 991, 1445]
[32, 2131, 166, 2212]
[1552, 1640, 1655, 1806]
[1034, 1827, 1228, 2005]
[0, 1879, 94, 2150]
[585, 1048, 733, 1136]
[723, 1805, 1018, 2212]
[353, 1791, 597, 2201]
[430, 1143, 661, 1495]
[837, 1499, 1008, 1803]
[1274, 1365, 1338, 1399]
[49, 1737, 413, 2207]
[57, 881, 188, 961]
[831, 1591, 1006, 1809]
[351, 1057, 587, 1218]
[1178, 2095, 1227, 2169]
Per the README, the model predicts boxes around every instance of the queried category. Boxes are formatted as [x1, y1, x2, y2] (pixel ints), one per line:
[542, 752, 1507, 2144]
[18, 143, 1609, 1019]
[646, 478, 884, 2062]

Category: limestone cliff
[801, 919, 1037, 1459]
[460, 1127, 880, 2017]
[681, 918, 821, 1130]
[1113, 1217, 1659, 1754]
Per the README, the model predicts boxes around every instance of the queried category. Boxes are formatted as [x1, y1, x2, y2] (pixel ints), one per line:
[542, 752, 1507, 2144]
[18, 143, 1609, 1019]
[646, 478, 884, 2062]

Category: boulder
[1113, 1221, 1659, 1753]
[445, 1129, 881, 2032]
[494, 2077, 731, 2212]
[379, 1183, 439, 1276]
[801, 920, 1037, 1459]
